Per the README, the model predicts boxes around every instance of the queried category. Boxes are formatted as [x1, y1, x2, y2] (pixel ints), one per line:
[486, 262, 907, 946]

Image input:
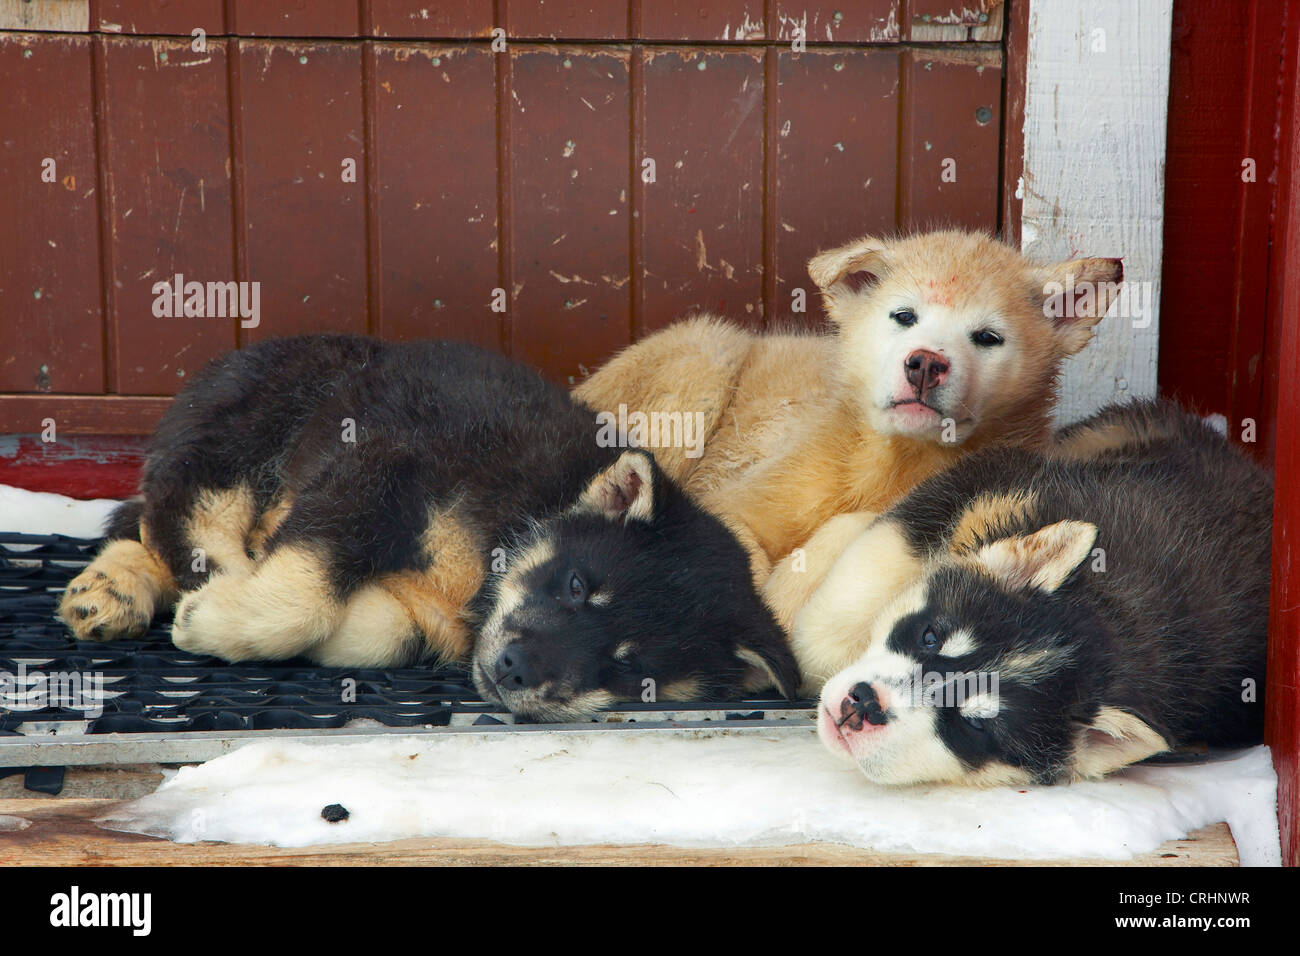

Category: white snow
[97, 732, 1281, 865]
[0, 484, 120, 538]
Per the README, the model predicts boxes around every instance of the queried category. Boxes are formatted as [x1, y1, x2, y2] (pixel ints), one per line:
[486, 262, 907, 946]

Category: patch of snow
[0, 485, 121, 538]
[98, 733, 1280, 864]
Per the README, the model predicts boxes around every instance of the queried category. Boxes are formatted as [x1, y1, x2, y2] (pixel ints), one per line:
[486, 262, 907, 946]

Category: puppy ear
[972, 520, 1098, 593]
[576, 450, 658, 523]
[807, 236, 890, 301]
[735, 624, 801, 700]
[1072, 706, 1169, 779]
[1036, 256, 1124, 355]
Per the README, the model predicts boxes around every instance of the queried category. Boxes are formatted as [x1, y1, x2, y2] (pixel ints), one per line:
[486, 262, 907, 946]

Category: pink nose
[904, 349, 949, 399]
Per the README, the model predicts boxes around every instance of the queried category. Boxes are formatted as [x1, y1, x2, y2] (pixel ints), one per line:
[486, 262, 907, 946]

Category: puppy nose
[904, 349, 949, 397]
[493, 642, 537, 690]
[840, 681, 888, 731]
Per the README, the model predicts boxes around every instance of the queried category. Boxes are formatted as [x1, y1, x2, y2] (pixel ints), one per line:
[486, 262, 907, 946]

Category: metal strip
[0, 718, 817, 767]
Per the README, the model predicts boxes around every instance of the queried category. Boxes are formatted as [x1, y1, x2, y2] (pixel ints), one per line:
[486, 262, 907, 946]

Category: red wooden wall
[0, 0, 1008, 437]
[1160, 0, 1300, 868]
[1259, 0, 1300, 871]
[1159, 0, 1291, 462]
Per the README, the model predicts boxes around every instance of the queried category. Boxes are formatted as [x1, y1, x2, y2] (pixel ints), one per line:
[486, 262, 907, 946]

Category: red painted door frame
[1161, 0, 1300, 864]
[1264, 0, 1300, 870]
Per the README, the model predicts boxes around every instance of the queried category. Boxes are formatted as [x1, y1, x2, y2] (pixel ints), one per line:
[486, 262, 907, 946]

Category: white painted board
[1020, 0, 1174, 424]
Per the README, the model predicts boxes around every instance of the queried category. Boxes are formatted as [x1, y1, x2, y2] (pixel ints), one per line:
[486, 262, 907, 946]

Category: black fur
[882, 399, 1270, 781]
[104, 334, 798, 716]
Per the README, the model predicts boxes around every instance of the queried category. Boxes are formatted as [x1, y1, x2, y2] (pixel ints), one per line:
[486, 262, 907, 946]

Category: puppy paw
[170, 573, 258, 661]
[58, 567, 152, 641]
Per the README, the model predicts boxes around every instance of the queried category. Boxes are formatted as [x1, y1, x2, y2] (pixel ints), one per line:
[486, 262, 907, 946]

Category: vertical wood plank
[1000, 0, 1028, 245]
[640, 1, 765, 41]
[368, 0, 494, 37]
[1020, 0, 1172, 425]
[508, 47, 631, 382]
[229, 0, 359, 37]
[1157, 0, 1281, 459]
[505, 1, 628, 40]
[769, 1, 899, 43]
[94, 0, 224, 34]
[1262, 0, 1300, 869]
[0, 34, 104, 394]
[773, 48, 899, 328]
[99, 36, 236, 394]
[235, 40, 369, 341]
[638, 48, 765, 333]
[899, 47, 1001, 232]
[370, 44, 499, 347]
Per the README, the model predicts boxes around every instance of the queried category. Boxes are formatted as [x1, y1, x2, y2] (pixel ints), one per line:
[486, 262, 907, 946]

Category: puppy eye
[971, 329, 1004, 347]
[567, 572, 586, 603]
[920, 626, 938, 650]
[962, 713, 988, 731]
[891, 308, 918, 328]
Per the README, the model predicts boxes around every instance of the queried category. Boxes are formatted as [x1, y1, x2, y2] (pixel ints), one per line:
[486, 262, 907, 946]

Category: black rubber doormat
[0, 532, 814, 769]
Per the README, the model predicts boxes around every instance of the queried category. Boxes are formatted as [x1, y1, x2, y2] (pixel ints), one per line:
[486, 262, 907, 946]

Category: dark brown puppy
[58, 335, 798, 721]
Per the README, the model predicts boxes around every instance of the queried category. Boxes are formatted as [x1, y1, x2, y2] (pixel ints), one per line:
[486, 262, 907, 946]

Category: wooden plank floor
[0, 794, 1240, 867]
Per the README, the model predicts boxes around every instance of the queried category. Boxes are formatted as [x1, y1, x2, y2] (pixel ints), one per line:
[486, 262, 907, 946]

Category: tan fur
[955, 760, 1036, 788]
[734, 647, 788, 695]
[171, 503, 487, 666]
[171, 544, 342, 661]
[1071, 706, 1170, 780]
[185, 485, 258, 575]
[969, 520, 1098, 593]
[660, 677, 703, 700]
[381, 507, 485, 663]
[788, 518, 927, 691]
[74, 488, 274, 644]
[57, 538, 178, 640]
[576, 450, 657, 523]
[1050, 414, 1175, 462]
[763, 510, 878, 633]
[575, 231, 1120, 682]
[948, 490, 1039, 554]
[246, 492, 294, 560]
[314, 584, 425, 667]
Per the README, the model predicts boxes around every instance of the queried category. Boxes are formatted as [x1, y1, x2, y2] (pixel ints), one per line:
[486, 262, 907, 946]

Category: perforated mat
[0, 532, 815, 774]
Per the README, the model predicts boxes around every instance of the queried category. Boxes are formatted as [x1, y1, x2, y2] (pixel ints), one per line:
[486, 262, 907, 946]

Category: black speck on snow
[321, 803, 350, 823]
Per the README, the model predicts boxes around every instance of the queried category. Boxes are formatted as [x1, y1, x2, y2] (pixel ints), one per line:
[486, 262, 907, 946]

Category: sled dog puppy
[57, 335, 798, 721]
[811, 400, 1270, 785]
[574, 231, 1124, 644]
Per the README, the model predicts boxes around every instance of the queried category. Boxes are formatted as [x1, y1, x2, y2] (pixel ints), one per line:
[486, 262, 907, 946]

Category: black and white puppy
[809, 400, 1270, 785]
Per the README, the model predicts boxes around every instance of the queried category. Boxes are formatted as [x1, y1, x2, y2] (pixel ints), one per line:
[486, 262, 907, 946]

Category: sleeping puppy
[808, 400, 1270, 785]
[58, 335, 799, 721]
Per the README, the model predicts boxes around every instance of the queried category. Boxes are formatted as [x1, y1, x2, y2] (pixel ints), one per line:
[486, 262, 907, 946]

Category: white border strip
[1021, 0, 1173, 423]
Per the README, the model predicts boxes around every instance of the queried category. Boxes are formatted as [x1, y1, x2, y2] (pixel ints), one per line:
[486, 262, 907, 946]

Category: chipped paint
[549, 271, 593, 285]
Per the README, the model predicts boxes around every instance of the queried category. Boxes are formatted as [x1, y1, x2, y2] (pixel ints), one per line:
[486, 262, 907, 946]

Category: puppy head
[808, 230, 1123, 445]
[472, 449, 799, 722]
[817, 521, 1167, 786]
